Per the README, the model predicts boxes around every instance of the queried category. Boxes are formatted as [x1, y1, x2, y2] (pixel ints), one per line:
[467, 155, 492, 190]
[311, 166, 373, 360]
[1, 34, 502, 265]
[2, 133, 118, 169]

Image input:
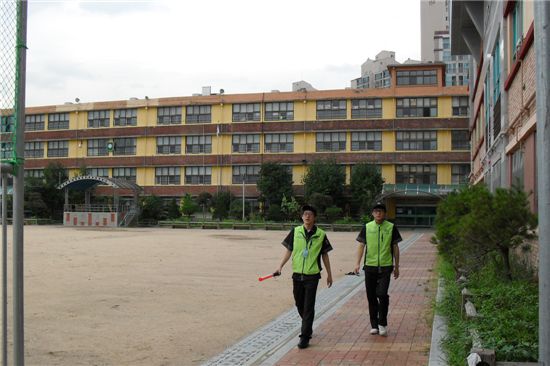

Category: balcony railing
[382, 184, 465, 196]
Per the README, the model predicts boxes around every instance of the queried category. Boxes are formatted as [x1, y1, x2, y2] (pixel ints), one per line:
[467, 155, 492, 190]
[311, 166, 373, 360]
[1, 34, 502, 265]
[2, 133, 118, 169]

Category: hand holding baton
[258, 271, 281, 282]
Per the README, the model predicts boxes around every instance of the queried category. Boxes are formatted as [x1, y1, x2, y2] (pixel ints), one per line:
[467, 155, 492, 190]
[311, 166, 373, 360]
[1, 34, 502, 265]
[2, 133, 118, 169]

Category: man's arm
[322, 253, 333, 288]
[354, 243, 365, 274]
[393, 244, 400, 279]
[276, 249, 292, 275]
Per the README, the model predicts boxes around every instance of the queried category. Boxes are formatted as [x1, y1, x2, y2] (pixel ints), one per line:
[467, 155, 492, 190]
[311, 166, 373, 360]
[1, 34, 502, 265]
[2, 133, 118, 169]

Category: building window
[86, 168, 109, 177]
[157, 106, 182, 125]
[351, 131, 382, 151]
[374, 70, 391, 88]
[87, 139, 109, 156]
[493, 41, 501, 104]
[24, 141, 44, 158]
[186, 135, 212, 154]
[25, 169, 44, 179]
[112, 167, 136, 183]
[452, 96, 469, 116]
[232, 165, 260, 184]
[316, 132, 346, 152]
[396, 131, 437, 150]
[48, 112, 69, 130]
[452, 164, 470, 184]
[264, 102, 294, 121]
[264, 133, 293, 153]
[186, 105, 211, 123]
[232, 134, 260, 153]
[25, 114, 45, 131]
[185, 166, 212, 184]
[316, 100, 346, 120]
[396, 97, 437, 117]
[47, 140, 69, 157]
[157, 136, 182, 154]
[451, 130, 470, 150]
[396, 70, 437, 86]
[351, 99, 382, 118]
[155, 167, 181, 185]
[1, 115, 14, 133]
[395, 164, 437, 184]
[511, 149, 524, 188]
[113, 138, 136, 156]
[87, 110, 110, 128]
[232, 103, 261, 122]
[114, 108, 137, 126]
[1, 142, 13, 160]
[512, 2, 523, 61]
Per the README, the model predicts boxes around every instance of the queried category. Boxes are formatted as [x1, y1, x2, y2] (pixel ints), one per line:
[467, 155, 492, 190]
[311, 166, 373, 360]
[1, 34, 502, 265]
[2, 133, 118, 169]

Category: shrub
[324, 206, 343, 223]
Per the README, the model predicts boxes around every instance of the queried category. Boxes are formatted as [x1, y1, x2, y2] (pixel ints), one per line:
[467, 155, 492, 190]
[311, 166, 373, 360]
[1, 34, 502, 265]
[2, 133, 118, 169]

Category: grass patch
[436, 257, 538, 364]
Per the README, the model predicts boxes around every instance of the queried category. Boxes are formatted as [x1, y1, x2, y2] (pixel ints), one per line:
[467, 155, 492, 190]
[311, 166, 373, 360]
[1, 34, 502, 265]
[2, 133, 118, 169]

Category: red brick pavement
[274, 232, 437, 366]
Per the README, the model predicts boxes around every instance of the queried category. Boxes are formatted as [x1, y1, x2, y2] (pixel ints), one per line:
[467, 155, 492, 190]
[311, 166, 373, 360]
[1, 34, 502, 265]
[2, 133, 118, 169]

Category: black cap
[372, 202, 386, 211]
[301, 205, 317, 216]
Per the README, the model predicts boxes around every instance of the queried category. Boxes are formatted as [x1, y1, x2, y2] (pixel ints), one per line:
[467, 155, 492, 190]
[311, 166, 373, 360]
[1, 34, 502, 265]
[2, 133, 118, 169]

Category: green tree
[197, 192, 213, 219]
[434, 185, 537, 280]
[212, 191, 232, 220]
[280, 195, 300, 221]
[257, 162, 293, 206]
[303, 159, 345, 206]
[24, 191, 48, 218]
[350, 163, 384, 215]
[325, 206, 343, 223]
[179, 194, 198, 218]
[24, 163, 68, 219]
[166, 198, 181, 219]
[139, 195, 166, 221]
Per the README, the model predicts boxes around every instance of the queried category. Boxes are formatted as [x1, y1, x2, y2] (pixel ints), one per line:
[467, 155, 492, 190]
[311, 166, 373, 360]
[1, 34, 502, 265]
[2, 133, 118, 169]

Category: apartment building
[451, 0, 536, 208]
[3, 63, 469, 225]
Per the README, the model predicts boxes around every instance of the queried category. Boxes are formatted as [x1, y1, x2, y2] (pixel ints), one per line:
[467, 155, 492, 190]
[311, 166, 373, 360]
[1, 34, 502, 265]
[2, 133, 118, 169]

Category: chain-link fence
[0, 0, 21, 165]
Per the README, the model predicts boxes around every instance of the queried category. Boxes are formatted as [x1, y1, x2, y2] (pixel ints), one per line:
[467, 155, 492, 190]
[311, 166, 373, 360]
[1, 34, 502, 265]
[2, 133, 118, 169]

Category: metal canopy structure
[57, 175, 142, 192]
[58, 176, 142, 227]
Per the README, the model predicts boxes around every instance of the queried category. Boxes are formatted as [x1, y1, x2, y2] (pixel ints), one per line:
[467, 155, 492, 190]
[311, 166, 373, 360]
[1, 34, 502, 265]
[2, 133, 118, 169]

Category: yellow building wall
[382, 131, 395, 152]
[293, 165, 306, 185]
[385, 199, 396, 219]
[292, 101, 316, 121]
[439, 96, 452, 118]
[137, 108, 153, 127]
[211, 135, 232, 154]
[346, 100, 352, 120]
[212, 103, 231, 124]
[218, 166, 233, 185]
[437, 164, 452, 185]
[382, 98, 395, 119]
[438, 130, 452, 151]
[382, 165, 395, 184]
[294, 133, 316, 154]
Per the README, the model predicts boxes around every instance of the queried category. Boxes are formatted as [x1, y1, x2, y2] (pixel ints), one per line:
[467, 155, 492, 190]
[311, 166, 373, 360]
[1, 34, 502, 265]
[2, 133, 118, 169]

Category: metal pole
[242, 177, 245, 221]
[13, 1, 27, 365]
[2, 175, 7, 366]
[535, 2, 550, 364]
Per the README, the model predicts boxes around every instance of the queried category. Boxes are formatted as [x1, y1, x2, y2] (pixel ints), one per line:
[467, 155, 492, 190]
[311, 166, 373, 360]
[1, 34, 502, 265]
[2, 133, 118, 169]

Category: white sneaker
[379, 325, 388, 336]
[369, 328, 379, 335]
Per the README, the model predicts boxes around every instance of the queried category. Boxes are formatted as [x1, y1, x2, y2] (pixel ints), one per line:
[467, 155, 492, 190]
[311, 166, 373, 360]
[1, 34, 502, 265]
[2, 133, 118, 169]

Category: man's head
[372, 202, 386, 223]
[301, 205, 317, 226]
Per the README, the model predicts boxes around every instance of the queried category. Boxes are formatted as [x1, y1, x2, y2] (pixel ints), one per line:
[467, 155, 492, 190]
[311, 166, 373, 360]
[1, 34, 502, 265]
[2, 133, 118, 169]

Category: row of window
[5, 96, 470, 133]
[25, 163, 470, 185]
[16, 130, 471, 159]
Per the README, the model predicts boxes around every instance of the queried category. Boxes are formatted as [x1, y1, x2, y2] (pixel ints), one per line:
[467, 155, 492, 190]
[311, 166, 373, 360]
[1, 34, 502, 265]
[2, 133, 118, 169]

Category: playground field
[4, 226, 410, 365]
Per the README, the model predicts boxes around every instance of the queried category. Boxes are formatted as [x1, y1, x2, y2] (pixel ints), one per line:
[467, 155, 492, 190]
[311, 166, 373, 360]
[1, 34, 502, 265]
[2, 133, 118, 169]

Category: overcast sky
[26, 0, 421, 107]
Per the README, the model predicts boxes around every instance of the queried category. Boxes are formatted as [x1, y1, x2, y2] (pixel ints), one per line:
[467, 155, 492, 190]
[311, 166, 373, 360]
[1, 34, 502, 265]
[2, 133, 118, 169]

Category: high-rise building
[351, 51, 403, 89]
[6, 63, 469, 226]
[421, 0, 470, 86]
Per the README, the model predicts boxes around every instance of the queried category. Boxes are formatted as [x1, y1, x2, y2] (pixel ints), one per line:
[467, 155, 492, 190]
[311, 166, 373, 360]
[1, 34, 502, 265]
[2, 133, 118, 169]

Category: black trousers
[364, 270, 392, 328]
[292, 278, 319, 339]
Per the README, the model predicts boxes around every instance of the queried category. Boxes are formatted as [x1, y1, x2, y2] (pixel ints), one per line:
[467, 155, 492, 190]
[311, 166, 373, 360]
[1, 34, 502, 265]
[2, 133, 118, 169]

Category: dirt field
[0, 226, 394, 366]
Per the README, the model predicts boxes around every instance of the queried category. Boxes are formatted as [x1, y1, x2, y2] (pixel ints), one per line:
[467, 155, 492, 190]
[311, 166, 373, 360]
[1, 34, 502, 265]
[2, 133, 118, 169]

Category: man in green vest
[354, 202, 402, 336]
[275, 205, 333, 349]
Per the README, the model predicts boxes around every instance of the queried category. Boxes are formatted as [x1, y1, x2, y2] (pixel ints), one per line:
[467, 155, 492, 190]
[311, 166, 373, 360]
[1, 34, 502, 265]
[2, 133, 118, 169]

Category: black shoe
[297, 337, 309, 349]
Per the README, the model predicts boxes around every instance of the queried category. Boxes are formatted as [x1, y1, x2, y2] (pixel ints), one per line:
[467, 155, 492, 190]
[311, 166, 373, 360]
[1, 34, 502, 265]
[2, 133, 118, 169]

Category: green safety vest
[364, 220, 394, 267]
[291, 226, 326, 275]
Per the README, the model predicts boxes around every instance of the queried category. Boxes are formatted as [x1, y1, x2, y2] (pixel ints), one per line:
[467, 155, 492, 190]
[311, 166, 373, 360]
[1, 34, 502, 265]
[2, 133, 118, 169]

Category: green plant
[280, 195, 300, 221]
[266, 204, 284, 221]
[303, 158, 345, 203]
[257, 162, 293, 206]
[179, 194, 198, 218]
[212, 191, 232, 220]
[324, 206, 343, 223]
[350, 163, 384, 215]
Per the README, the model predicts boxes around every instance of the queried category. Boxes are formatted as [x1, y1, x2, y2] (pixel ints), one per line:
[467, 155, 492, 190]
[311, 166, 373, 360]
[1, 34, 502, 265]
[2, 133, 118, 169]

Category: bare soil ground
[1, 226, 411, 365]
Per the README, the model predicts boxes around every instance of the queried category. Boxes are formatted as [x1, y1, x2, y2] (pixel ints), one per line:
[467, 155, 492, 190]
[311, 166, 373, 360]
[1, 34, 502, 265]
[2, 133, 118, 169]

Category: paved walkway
[204, 231, 438, 366]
